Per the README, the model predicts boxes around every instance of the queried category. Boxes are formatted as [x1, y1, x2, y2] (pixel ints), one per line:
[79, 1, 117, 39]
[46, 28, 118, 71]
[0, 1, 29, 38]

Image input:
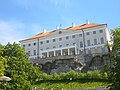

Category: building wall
[20, 24, 110, 59]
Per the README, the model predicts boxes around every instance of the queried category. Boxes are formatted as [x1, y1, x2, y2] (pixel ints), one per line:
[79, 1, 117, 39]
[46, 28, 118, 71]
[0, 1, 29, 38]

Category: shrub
[52, 72, 60, 80]
[60, 70, 78, 80]
[66, 70, 78, 80]
[78, 72, 86, 79]
[86, 70, 102, 79]
[101, 72, 108, 79]
[60, 73, 66, 80]
[42, 73, 52, 80]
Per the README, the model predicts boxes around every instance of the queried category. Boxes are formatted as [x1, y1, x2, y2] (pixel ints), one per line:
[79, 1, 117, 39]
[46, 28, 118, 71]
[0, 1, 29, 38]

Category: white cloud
[0, 20, 25, 45]
[0, 20, 44, 45]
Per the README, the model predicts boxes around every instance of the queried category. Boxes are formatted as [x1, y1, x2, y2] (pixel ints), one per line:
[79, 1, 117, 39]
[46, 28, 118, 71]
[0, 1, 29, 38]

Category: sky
[0, 0, 120, 45]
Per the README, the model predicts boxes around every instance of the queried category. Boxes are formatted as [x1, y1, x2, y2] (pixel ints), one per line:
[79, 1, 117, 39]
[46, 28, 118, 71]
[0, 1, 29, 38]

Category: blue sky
[0, 0, 120, 45]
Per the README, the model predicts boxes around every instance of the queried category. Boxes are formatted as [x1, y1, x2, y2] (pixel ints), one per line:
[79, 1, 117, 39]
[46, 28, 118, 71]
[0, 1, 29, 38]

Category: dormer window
[59, 31, 62, 34]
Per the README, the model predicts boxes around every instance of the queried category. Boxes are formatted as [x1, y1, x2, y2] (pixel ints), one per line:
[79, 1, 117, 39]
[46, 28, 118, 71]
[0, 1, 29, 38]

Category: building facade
[20, 22, 111, 60]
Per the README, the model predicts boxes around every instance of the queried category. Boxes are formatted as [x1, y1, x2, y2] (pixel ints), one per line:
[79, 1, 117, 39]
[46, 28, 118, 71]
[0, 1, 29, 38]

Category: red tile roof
[65, 23, 106, 30]
[20, 23, 106, 41]
[20, 32, 51, 41]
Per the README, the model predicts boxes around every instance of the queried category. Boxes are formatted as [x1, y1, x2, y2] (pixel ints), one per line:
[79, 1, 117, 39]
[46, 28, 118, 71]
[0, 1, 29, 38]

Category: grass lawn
[33, 79, 110, 89]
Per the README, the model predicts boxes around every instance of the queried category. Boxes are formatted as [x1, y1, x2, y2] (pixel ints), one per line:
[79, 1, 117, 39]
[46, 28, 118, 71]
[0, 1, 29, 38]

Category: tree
[0, 43, 42, 90]
[109, 27, 120, 90]
[0, 56, 7, 76]
[0, 44, 7, 76]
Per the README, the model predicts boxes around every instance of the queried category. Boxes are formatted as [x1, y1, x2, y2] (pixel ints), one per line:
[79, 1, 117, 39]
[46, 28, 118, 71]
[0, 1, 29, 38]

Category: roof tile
[20, 23, 106, 41]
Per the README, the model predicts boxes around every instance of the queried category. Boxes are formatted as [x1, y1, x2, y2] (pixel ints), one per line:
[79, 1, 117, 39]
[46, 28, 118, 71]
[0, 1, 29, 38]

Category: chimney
[43, 28, 46, 33]
[86, 20, 90, 24]
[72, 22, 75, 27]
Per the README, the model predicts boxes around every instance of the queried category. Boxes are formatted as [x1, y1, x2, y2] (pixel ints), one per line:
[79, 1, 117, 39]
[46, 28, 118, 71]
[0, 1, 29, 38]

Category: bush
[39, 70, 108, 81]
[101, 72, 108, 79]
[86, 70, 102, 79]
[60, 73, 66, 80]
[52, 73, 60, 80]
[42, 73, 52, 80]
[78, 72, 86, 79]
[60, 70, 78, 80]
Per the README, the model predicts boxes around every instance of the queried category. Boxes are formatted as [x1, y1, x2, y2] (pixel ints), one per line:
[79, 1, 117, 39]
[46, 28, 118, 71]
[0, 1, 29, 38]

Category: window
[86, 32, 90, 35]
[101, 37, 104, 44]
[66, 44, 69, 46]
[40, 41, 43, 44]
[28, 44, 31, 47]
[46, 40, 49, 43]
[102, 47, 105, 53]
[80, 42, 83, 47]
[59, 45, 62, 47]
[99, 30, 103, 33]
[53, 39, 56, 42]
[28, 51, 30, 55]
[34, 50, 36, 55]
[33, 43, 36, 46]
[66, 36, 69, 39]
[23, 45, 25, 47]
[40, 49, 43, 51]
[73, 43, 76, 45]
[59, 38, 62, 41]
[88, 49, 91, 54]
[87, 40, 91, 46]
[72, 35, 75, 38]
[79, 34, 82, 37]
[46, 47, 49, 49]
[53, 46, 56, 48]
[93, 31, 96, 34]
[94, 39, 97, 45]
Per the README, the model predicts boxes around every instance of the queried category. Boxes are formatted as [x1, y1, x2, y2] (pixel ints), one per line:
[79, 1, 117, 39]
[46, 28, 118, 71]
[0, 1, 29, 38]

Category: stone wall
[30, 54, 111, 74]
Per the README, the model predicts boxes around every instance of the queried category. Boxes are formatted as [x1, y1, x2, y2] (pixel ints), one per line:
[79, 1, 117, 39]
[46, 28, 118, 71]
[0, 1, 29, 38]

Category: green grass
[33, 80, 110, 89]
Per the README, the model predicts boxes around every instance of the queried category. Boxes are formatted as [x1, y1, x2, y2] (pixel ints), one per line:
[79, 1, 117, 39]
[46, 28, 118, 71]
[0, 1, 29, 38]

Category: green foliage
[38, 70, 108, 81]
[0, 43, 42, 90]
[52, 72, 60, 80]
[0, 56, 7, 76]
[109, 27, 120, 90]
[65, 70, 79, 80]
[0, 44, 7, 76]
[34, 81, 109, 89]
[101, 72, 108, 79]
[78, 72, 86, 79]
[86, 70, 101, 79]
[60, 70, 78, 80]
[34, 70, 109, 89]
[0, 44, 4, 56]
[42, 73, 52, 80]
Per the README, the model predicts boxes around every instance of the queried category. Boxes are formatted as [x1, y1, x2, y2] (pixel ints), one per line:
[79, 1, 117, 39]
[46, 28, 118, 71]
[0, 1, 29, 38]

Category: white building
[20, 22, 111, 60]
